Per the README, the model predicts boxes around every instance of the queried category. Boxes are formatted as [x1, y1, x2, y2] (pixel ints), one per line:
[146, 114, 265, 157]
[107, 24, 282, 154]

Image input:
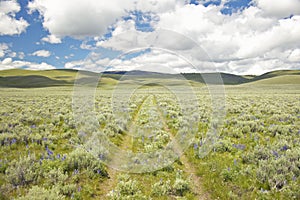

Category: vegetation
[0, 71, 299, 199]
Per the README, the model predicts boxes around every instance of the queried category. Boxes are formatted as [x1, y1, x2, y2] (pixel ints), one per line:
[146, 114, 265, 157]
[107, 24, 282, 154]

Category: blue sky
[0, 0, 299, 75]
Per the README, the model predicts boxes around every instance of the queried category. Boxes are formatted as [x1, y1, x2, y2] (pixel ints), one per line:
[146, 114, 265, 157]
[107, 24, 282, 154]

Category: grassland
[0, 70, 299, 199]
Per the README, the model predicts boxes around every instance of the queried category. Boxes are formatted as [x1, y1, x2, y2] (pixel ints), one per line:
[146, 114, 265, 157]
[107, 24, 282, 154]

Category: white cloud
[41, 35, 62, 44]
[0, 43, 9, 57]
[288, 49, 300, 62]
[150, 4, 300, 74]
[254, 0, 300, 18]
[235, 15, 300, 59]
[134, 0, 185, 13]
[26, 0, 300, 75]
[64, 60, 84, 69]
[0, 58, 55, 70]
[18, 52, 25, 59]
[32, 50, 51, 57]
[26, 62, 56, 70]
[108, 49, 194, 74]
[0, 0, 29, 35]
[2, 57, 13, 65]
[28, 0, 133, 39]
[28, 0, 183, 39]
[64, 56, 110, 72]
[80, 41, 96, 50]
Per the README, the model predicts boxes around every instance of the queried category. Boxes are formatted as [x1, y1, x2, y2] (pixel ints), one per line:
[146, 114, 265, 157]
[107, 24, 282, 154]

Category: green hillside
[0, 69, 118, 88]
[0, 69, 78, 80]
[0, 69, 299, 88]
[245, 75, 300, 85]
[251, 70, 300, 81]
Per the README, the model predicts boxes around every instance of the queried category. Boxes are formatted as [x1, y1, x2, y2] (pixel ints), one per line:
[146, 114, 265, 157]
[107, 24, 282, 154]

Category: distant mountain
[0, 69, 299, 88]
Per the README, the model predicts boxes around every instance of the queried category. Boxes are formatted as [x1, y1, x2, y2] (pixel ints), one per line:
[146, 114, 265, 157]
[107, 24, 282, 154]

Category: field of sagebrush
[0, 84, 299, 200]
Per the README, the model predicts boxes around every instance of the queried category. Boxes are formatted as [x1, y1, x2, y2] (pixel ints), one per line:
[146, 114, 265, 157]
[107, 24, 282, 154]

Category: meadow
[0, 71, 299, 200]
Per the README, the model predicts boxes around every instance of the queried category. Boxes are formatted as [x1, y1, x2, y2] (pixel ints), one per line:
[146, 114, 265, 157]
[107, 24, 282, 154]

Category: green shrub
[214, 139, 233, 153]
[5, 154, 40, 187]
[62, 148, 107, 177]
[15, 186, 65, 200]
[107, 174, 148, 200]
[172, 170, 190, 196]
[44, 168, 68, 186]
[151, 179, 171, 196]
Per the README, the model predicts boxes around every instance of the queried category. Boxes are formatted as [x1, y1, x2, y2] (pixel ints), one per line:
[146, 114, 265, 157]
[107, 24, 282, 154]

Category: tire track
[153, 95, 210, 200]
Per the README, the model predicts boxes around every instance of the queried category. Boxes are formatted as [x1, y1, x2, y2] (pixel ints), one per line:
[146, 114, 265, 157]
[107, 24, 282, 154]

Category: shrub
[15, 186, 65, 200]
[44, 168, 68, 186]
[107, 174, 148, 200]
[62, 148, 107, 178]
[151, 179, 171, 196]
[214, 139, 233, 153]
[172, 170, 190, 196]
[5, 154, 40, 187]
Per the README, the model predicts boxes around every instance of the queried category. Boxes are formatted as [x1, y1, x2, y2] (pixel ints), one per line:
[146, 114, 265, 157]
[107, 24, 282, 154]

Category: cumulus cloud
[28, 0, 183, 39]
[41, 35, 62, 44]
[18, 52, 25, 59]
[27, 0, 300, 75]
[288, 49, 300, 62]
[28, 0, 133, 39]
[0, 43, 9, 57]
[26, 62, 56, 70]
[32, 50, 51, 57]
[97, 3, 300, 74]
[254, 0, 300, 18]
[109, 49, 196, 74]
[2, 57, 13, 65]
[64, 55, 111, 72]
[0, 57, 55, 70]
[0, 0, 29, 35]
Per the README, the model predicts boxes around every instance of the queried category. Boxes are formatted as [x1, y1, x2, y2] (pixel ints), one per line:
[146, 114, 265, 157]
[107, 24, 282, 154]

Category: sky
[0, 0, 300, 75]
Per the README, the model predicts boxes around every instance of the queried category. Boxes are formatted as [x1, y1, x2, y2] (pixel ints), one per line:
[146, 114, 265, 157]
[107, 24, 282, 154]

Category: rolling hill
[0, 69, 299, 88]
[0, 69, 118, 88]
[245, 75, 300, 85]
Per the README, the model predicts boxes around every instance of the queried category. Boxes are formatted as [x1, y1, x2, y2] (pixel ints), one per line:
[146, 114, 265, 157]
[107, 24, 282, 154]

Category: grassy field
[0, 70, 299, 199]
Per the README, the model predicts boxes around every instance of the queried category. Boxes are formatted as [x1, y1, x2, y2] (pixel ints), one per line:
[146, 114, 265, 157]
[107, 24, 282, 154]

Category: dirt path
[98, 94, 210, 199]
[97, 95, 150, 199]
[153, 95, 210, 200]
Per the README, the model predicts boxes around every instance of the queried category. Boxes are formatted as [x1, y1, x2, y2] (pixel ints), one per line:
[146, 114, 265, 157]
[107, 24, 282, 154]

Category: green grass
[0, 69, 119, 88]
[0, 81, 299, 199]
[244, 75, 300, 85]
[0, 69, 78, 80]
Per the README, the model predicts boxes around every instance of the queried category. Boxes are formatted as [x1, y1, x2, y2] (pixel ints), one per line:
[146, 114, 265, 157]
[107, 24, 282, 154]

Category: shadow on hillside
[0, 75, 73, 88]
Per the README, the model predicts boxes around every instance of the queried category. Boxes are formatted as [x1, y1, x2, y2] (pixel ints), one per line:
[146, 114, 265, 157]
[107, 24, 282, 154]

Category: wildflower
[272, 150, 279, 158]
[280, 145, 289, 151]
[193, 143, 198, 150]
[11, 138, 17, 145]
[73, 169, 79, 175]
